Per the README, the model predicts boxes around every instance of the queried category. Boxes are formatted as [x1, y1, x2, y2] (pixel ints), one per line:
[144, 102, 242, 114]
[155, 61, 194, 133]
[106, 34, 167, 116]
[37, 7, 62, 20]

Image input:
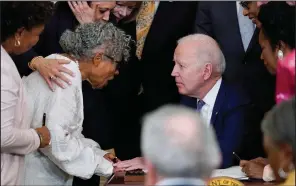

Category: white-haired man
[142, 105, 221, 186]
[172, 34, 251, 168]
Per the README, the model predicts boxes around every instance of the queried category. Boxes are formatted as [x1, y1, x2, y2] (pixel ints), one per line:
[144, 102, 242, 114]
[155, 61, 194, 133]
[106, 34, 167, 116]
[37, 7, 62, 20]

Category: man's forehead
[174, 44, 198, 61]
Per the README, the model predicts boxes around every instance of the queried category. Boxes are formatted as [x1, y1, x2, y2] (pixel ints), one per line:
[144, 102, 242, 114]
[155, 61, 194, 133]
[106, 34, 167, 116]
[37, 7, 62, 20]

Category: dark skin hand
[240, 160, 265, 179]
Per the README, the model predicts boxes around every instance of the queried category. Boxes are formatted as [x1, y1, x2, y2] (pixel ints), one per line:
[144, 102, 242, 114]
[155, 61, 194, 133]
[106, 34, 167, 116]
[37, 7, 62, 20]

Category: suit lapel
[211, 80, 226, 127]
[227, 1, 245, 55]
[245, 28, 260, 57]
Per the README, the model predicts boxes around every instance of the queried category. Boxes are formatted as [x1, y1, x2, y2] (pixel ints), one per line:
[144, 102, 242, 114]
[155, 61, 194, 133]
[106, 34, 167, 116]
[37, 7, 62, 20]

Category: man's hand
[240, 160, 265, 179]
[113, 157, 145, 171]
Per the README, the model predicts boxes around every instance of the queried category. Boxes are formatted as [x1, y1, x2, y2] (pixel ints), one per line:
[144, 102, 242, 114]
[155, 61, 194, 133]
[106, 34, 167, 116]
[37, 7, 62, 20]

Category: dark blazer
[195, 1, 275, 159]
[138, 1, 198, 114]
[181, 79, 250, 168]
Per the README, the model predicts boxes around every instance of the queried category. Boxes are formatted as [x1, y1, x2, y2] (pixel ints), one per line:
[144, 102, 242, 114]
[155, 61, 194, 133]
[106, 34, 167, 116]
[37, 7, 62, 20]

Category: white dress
[22, 54, 113, 185]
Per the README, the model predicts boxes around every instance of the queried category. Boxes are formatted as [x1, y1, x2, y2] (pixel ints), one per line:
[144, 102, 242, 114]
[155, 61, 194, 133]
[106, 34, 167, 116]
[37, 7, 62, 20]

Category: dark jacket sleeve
[218, 104, 247, 168]
[195, 1, 214, 36]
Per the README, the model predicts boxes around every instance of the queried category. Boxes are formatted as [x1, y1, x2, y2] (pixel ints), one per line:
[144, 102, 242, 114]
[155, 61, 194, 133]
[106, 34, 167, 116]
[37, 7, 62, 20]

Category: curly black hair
[1, 2, 54, 43]
[258, 2, 295, 50]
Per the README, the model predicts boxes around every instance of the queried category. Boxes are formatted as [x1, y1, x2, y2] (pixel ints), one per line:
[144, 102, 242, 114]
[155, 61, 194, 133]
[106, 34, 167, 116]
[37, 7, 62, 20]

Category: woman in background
[261, 98, 295, 185]
[23, 22, 131, 186]
[240, 2, 295, 181]
[1, 2, 53, 185]
[71, 1, 144, 160]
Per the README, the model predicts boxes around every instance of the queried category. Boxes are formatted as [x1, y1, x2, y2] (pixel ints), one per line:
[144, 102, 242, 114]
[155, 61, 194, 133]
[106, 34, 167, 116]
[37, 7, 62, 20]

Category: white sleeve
[262, 164, 275, 182]
[38, 64, 113, 179]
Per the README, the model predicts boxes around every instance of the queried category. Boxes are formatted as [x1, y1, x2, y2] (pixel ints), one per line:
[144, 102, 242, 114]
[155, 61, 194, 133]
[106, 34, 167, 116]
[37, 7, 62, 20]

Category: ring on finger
[50, 76, 56, 80]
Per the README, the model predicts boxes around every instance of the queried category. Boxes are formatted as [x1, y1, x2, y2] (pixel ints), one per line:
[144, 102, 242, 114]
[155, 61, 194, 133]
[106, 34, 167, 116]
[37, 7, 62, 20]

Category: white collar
[198, 78, 222, 109]
[156, 177, 206, 186]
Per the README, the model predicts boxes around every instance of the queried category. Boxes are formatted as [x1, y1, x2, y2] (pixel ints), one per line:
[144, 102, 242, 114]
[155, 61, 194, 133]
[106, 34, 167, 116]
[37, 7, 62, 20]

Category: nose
[171, 65, 178, 77]
[243, 9, 248, 16]
[260, 52, 264, 60]
[102, 11, 110, 21]
[121, 7, 127, 17]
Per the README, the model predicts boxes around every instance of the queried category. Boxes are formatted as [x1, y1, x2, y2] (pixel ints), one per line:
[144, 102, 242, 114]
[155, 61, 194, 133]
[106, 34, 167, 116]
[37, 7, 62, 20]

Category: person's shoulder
[45, 54, 81, 86]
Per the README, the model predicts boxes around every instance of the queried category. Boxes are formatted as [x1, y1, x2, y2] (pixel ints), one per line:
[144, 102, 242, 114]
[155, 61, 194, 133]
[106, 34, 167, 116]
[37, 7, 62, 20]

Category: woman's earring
[278, 168, 288, 179]
[277, 50, 284, 60]
[14, 39, 21, 47]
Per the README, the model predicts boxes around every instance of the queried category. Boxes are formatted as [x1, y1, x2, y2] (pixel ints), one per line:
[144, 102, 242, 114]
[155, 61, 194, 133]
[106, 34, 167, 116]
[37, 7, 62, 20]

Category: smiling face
[112, 1, 138, 22]
[241, 1, 261, 27]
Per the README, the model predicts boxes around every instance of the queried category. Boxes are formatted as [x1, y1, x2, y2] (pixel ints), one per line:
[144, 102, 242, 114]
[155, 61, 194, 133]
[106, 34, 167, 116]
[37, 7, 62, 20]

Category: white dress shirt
[22, 54, 113, 185]
[197, 78, 222, 126]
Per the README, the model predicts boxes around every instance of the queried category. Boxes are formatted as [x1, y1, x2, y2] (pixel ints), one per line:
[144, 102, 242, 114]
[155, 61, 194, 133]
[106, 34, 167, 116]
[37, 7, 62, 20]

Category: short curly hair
[1, 2, 54, 43]
[59, 22, 132, 62]
[258, 2, 295, 50]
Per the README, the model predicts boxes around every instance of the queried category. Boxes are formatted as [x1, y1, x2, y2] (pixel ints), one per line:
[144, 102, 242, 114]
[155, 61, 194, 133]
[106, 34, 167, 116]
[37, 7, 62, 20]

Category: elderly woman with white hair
[259, 98, 295, 185]
[22, 21, 131, 185]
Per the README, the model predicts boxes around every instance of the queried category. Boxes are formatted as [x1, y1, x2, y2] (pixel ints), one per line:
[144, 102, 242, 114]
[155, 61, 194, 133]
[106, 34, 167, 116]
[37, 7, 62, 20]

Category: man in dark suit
[195, 1, 275, 160]
[135, 1, 198, 153]
[172, 34, 250, 168]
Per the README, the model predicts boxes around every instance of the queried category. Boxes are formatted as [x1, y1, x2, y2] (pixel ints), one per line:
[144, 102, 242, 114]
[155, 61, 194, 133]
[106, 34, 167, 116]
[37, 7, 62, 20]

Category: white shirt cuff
[263, 164, 275, 182]
[95, 157, 113, 177]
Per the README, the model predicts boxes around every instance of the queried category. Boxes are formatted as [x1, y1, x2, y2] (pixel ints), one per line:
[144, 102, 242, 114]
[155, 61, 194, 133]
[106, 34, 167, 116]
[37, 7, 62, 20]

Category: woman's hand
[103, 153, 118, 163]
[113, 157, 145, 171]
[35, 126, 51, 148]
[33, 57, 74, 91]
[240, 160, 265, 179]
[68, 1, 95, 24]
[250, 157, 268, 166]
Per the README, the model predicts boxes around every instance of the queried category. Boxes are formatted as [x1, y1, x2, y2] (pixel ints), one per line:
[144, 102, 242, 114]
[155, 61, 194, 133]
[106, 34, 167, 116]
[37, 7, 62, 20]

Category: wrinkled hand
[35, 126, 51, 148]
[103, 153, 118, 163]
[113, 157, 145, 171]
[88, 61, 118, 89]
[240, 160, 265, 179]
[250, 157, 268, 166]
[68, 1, 95, 24]
[34, 57, 74, 91]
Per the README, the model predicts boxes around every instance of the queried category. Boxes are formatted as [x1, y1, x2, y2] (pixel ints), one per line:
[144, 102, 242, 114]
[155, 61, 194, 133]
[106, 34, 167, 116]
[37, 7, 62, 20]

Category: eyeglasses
[240, 1, 250, 9]
[102, 54, 121, 70]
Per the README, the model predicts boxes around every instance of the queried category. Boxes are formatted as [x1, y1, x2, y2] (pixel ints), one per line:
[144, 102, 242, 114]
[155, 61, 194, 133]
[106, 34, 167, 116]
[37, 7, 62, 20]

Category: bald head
[141, 105, 221, 179]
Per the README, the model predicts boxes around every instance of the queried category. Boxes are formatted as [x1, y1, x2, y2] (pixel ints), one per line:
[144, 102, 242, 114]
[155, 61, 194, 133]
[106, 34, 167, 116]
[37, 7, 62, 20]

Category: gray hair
[177, 34, 226, 75]
[59, 22, 132, 62]
[141, 105, 221, 179]
[261, 97, 296, 157]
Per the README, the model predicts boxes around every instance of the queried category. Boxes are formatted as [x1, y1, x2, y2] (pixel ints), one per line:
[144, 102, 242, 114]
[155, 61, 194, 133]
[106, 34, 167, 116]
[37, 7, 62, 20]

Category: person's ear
[203, 63, 213, 80]
[93, 53, 103, 66]
[14, 27, 25, 41]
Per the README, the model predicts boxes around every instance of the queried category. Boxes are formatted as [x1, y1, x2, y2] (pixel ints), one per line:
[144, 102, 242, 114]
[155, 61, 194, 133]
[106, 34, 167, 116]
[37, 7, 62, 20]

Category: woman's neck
[61, 53, 91, 80]
[2, 39, 15, 54]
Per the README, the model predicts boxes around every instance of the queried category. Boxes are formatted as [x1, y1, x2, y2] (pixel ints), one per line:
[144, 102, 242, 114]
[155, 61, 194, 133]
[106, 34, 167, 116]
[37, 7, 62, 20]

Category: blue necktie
[197, 100, 205, 112]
